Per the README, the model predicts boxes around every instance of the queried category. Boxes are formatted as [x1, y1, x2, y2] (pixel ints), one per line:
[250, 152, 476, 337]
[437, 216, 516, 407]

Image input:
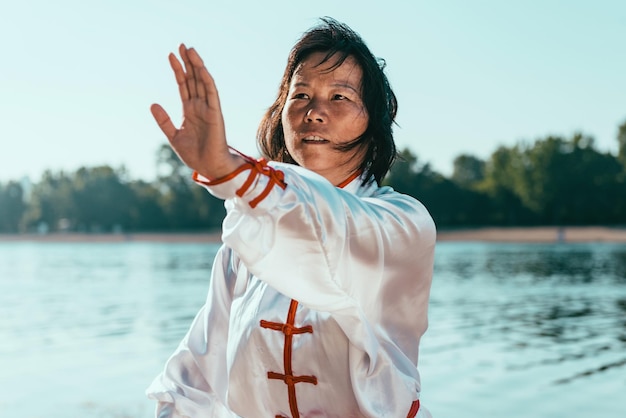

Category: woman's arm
[198, 162, 435, 315]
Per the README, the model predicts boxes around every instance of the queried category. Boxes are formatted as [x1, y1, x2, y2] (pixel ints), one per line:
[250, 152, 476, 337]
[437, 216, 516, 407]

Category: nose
[304, 101, 326, 123]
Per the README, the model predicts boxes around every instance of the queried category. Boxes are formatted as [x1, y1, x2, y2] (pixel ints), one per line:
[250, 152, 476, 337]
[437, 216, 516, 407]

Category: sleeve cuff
[192, 148, 287, 208]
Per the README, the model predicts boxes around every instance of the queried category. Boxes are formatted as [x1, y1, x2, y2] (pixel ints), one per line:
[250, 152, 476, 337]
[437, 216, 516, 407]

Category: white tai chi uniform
[146, 152, 436, 418]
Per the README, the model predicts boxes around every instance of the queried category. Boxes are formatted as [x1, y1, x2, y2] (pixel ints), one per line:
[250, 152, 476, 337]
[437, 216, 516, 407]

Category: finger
[179, 44, 198, 98]
[187, 48, 207, 102]
[194, 54, 222, 113]
[150, 103, 178, 140]
[168, 53, 189, 101]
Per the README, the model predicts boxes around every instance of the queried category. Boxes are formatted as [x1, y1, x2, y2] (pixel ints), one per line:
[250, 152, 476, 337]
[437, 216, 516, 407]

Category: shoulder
[368, 185, 437, 245]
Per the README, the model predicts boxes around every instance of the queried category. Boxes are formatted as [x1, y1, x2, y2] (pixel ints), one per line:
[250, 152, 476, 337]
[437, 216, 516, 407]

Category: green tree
[482, 133, 623, 225]
[0, 181, 26, 232]
[156, 144, 225, 230]
[618, 119, 626, 170]
[22, 170, 75, 232]
[478, 145, 534, 225]
[451, 154, 485, 188]
[385, 148, 492, 227]
[72, 165, 135, 231]
[127, 180, 168, 231]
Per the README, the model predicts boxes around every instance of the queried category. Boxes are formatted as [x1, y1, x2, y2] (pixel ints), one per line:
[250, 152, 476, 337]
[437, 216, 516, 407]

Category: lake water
[0, 241, 624, 417]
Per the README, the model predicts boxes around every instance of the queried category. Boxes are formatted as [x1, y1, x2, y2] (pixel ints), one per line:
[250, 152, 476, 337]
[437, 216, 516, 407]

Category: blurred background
[1, 0, 625, 417]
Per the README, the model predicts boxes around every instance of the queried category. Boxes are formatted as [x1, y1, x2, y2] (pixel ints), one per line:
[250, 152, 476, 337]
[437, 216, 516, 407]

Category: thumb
[150, 103, 177, 140]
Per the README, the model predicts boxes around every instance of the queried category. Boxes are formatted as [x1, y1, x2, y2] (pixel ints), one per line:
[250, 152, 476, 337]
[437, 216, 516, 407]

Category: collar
[337, 172, 379, 198]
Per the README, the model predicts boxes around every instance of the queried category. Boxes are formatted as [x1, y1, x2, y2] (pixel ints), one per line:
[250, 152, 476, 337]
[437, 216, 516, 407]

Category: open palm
[151, 44, 242, 179]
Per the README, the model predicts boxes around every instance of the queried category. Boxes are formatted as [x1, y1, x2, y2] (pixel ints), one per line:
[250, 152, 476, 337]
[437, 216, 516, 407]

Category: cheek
[281, 105, 296, 151]
[281, 103, 296, 133]
[359, 112, 369, 130]
[349, 110, 369, 136]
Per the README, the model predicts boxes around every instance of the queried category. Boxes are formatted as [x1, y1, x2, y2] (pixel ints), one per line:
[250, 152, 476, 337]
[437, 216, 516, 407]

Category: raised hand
[151, 44, 243, 179]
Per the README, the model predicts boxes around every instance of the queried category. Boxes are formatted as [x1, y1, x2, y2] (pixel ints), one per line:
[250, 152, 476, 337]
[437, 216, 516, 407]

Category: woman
[147, 18, 436, 418]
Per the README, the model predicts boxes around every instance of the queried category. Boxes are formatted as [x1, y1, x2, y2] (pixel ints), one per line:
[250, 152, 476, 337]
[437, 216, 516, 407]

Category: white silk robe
[146, 156, 436, 418]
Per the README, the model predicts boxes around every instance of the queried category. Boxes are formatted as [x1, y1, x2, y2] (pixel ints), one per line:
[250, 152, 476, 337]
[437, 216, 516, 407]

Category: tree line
[1, 121, 625, 233]
[0, 145, 226, 234]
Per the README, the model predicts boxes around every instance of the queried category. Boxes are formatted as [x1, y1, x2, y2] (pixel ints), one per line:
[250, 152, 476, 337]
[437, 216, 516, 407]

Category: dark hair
[257, 17, 398, 185]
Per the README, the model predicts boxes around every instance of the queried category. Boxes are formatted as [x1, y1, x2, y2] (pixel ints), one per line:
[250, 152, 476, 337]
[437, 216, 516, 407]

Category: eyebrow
[292, 81, 360, 94]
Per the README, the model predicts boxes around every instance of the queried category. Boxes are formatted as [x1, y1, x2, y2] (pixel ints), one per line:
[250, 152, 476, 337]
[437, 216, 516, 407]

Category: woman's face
[281, 51, 369, 185]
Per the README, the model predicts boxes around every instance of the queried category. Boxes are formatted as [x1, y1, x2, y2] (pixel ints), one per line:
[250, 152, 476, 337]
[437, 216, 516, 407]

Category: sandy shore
[1, 227, 626, 243]
[436, 226, 626, 243]
[0, 232, 223, 243]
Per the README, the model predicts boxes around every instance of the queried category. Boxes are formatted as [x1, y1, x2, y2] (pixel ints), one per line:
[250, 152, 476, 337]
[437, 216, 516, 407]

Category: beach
[436, 226, 626, 243]
[1, 226, 626, 243]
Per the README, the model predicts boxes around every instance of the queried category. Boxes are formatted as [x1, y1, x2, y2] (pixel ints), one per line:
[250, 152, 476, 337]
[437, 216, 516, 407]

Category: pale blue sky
[1, 0, 625, 182]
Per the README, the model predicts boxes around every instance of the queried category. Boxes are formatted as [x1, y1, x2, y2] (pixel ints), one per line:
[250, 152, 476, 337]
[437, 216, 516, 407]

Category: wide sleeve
[145, 245, 241, 418]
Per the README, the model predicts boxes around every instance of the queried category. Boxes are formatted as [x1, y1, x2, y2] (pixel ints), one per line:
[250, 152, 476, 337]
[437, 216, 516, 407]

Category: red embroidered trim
[192, 148, 287, 208]
[242, 158, 286, 208]
[407, 399, 420, 417]
[191, 162, 252, 186]
[260, 299, 316, 418]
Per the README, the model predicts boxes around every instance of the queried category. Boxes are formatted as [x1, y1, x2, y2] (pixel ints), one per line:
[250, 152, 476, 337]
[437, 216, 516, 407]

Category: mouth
[302, 135, 330, 144]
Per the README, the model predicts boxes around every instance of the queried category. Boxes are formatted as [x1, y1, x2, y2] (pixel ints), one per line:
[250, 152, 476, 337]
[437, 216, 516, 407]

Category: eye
[293, 92, 309, 99]
[332, 94, 347, 100]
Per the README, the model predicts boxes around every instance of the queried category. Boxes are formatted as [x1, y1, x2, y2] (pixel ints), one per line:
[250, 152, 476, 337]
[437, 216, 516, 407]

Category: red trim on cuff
[235, 167, 259, 197]
[249, 159, 286, 207]
[192, 161, 253, 186]
[192, 147, 287, 208]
